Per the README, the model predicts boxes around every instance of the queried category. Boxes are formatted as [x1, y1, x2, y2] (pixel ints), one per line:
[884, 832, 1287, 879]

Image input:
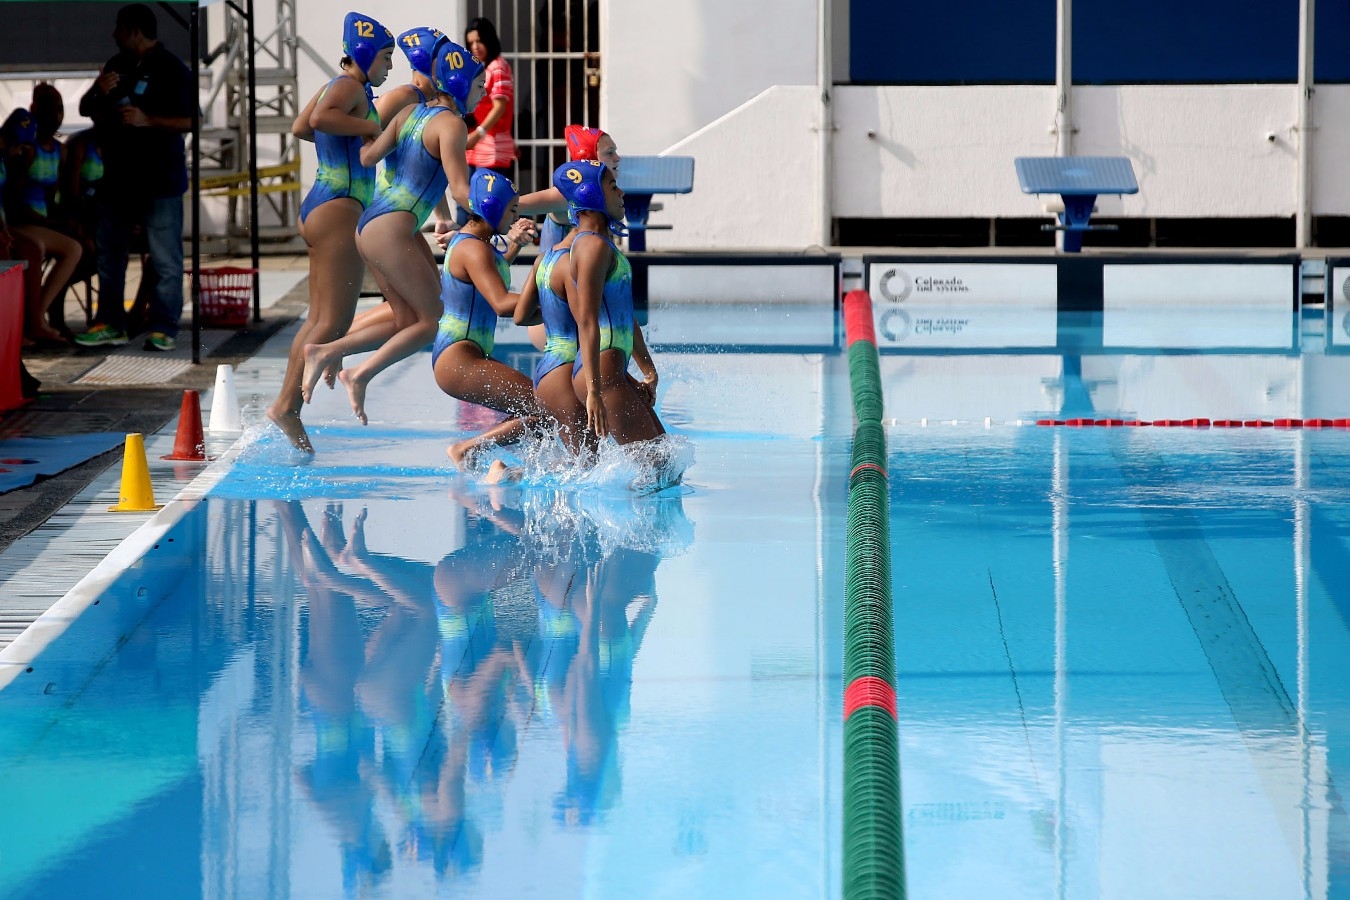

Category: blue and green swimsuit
[299, 76, 379, 222]
[570, 231, 635, 377]
[532, 246, 580, 389]
[432, 231, 511, 365]
[358, 103, 451, 233]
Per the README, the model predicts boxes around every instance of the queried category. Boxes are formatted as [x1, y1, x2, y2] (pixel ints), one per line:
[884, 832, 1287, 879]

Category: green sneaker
[73, 324, 129, 348]
[144, 332, 177, 352]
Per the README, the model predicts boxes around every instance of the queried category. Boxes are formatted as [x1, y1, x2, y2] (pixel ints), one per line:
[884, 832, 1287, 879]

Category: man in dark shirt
[75, 3, 192, 352]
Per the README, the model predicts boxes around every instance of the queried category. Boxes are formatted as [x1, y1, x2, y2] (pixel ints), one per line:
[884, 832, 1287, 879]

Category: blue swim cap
[342, 11, 394, 78]
[553, 159, 626, 235]
[1, 109, 37, 147]
[397, 26, 445, 78]
[469, 169, 518, 233]
[433, 40, 485, 115]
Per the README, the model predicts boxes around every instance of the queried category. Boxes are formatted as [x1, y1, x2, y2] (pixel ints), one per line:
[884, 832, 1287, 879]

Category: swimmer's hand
[506, 218, 537, 247]
[586, 386, 608, 438]
[434, 228, 454, 250]
[630, 371, 657, 406]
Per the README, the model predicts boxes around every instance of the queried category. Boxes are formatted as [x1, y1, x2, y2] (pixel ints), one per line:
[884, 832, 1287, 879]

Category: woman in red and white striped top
[464, 18, 516, 177]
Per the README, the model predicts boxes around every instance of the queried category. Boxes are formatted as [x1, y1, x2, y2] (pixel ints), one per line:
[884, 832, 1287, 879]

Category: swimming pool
[1, 298, 1349, 898]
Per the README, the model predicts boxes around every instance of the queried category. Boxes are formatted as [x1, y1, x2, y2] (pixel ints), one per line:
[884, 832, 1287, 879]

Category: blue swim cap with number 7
[433, 41, 485, 115]
[469, 169, 518, 233]
[343, 11, 394, 77]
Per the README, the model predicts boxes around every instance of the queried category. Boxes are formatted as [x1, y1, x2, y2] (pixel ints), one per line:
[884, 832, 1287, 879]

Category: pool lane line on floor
[841, 289, 906, 900]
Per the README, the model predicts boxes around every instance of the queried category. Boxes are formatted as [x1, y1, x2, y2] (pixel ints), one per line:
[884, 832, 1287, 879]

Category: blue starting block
[617, 156, 695, 252]
[1014, 156, 1138, 253]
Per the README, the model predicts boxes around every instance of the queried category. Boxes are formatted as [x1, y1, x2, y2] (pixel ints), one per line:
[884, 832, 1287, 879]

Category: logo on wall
[878, 308, 912, 341]
[1342, 273, 1350, 303]
[877, 268, 912, 302]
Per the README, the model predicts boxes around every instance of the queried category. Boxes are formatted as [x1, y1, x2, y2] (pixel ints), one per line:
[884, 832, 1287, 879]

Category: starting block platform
[1015, 156, 1139, 252]
[618, 156, 695, 251]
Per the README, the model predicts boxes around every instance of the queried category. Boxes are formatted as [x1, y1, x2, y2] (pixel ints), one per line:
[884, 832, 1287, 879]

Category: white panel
[1103, 265, 1292, 308]
[1103, 308, 1294, 349]
[867, 263, 1057, 305]
[880, 355, 1063, 422]
[1311, 86, 1350, 215]
[1331, 305, 1350, 351]
[649, 264, 836, 303]
[1331, 267, 1350, 315]
[874, 305, 1057, 349]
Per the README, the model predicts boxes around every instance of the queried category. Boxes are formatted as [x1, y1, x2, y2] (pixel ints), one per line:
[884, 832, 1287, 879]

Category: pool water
[1, 301, 1349, 899]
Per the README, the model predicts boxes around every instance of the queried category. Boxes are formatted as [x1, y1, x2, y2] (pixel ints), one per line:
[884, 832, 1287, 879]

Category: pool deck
[0, 242, 1342, 655]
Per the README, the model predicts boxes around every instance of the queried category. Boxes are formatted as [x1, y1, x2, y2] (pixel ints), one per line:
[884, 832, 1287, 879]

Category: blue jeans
[95, 195, 185, 336]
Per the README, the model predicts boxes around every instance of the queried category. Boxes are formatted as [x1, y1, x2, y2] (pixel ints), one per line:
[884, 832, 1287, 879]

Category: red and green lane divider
[842, 289, 906, 900]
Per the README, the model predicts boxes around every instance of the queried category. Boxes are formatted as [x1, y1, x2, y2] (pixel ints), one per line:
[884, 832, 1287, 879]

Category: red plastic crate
[196, 267, 255, 327]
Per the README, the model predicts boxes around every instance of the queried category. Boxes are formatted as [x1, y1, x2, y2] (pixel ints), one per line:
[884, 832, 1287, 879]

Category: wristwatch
[475, 126, 487, 138]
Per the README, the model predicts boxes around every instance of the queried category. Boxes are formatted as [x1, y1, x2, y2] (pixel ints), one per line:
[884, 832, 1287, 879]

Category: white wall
[1311, 85, 1350, 216]
[829, 85, 1302, 221]
[1072, 86, 1297, 218]
[600, 1, 818, 155]
[650, 86, 820, 250]
[832, 86, 1056, 219]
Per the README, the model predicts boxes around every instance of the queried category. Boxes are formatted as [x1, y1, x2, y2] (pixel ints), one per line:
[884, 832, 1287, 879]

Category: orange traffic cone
[162, 389, 212, 461]
[108, 433, 163, 512]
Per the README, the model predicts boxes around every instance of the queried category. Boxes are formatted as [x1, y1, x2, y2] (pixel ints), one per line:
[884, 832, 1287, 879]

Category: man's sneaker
[144, 332, 177, 352]
[73, 325, 129, 348]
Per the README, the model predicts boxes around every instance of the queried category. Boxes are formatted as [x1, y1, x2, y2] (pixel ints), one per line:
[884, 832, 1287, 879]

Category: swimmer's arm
[516, 186, 566, 217]
[632, 324, 658, 386]
[435, 116, 472, 213]
[571, 235, 611, 437]
[431, 196, 455, 237]
[513, 255, 544, 326]
[292, 89, 320, 141]
[463, 242, 519, 317]
[502, 218, 536, 263]
[310, 78, 380, 139]
[373, 85, 413, 126]
[357, 108, 407, 168]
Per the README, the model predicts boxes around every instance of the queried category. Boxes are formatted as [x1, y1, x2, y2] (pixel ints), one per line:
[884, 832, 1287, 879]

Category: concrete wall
[648, 86, 821, 251]
[600, 1, 818, 155]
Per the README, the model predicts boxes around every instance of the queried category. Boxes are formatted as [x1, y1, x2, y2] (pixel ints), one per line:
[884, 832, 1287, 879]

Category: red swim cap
[564, 124, 603, 161]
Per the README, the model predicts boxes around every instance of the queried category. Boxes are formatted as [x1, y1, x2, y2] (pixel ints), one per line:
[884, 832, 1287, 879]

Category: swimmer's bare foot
[485, 459, 522, 484]
[300, 343, 334, 404]
[447, 439, 482, 470]
[266, 405, 314, 453]
[337, 368, 369, 425]
[323, 358, 342, 390]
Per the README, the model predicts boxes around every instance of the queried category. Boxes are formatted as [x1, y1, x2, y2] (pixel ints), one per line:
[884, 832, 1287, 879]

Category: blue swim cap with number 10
[434, 41, 485, 116]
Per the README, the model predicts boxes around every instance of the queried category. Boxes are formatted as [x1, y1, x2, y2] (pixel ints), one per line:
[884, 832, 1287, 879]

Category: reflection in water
[277, 485, 692, 893]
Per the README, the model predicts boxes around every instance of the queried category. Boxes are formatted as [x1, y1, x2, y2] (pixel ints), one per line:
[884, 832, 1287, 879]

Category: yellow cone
[108, 433, 164, 512]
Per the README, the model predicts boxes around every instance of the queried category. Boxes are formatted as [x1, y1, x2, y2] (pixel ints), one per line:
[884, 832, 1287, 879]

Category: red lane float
[844, 675, 898, 721]
[842, 289, 876, 347]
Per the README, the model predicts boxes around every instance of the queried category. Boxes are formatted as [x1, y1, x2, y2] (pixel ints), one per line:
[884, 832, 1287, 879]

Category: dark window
[849, 0, 1055, 85]
[1073, 0, 1298, 84]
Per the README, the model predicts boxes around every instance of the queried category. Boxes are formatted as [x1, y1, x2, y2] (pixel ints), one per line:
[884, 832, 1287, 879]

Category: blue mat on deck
[0, 433, 126, 495]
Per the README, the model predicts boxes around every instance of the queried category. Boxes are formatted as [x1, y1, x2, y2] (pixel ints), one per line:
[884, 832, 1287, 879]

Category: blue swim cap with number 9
[469, 169, 518, 233]
[343, 11, 394, 77]
[434, 41, 486, 115]
[552, 160, 625, 234]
